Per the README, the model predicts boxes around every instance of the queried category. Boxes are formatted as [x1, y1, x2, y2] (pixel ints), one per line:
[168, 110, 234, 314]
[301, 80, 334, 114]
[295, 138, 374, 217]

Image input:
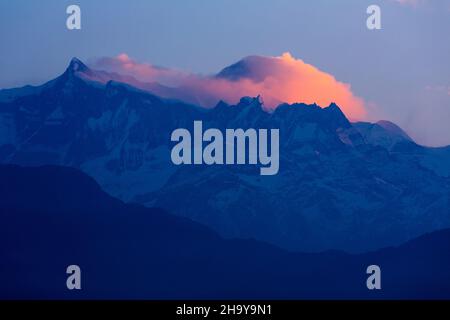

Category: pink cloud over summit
[91, 53, 367, 120]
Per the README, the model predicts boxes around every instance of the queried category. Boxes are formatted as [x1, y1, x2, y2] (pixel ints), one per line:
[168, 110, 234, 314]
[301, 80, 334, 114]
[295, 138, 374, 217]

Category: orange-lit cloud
[93, 54, 189, 87]
[91, 53, 367, 120]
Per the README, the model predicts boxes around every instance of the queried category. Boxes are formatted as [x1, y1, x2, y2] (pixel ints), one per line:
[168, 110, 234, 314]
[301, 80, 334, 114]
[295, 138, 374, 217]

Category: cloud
[392, 0, 423, 6]
[90, 53, 367, 120]
[402, 85, 450, 147]
[93, 54, 189, 87]
[425, 85, 450, 96]
[394, 0, 450, 11]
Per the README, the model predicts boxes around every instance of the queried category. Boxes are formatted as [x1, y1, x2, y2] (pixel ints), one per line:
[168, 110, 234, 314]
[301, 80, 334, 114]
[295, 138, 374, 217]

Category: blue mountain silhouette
[1, 58, 450, 253]
[1, 164, 450, 299]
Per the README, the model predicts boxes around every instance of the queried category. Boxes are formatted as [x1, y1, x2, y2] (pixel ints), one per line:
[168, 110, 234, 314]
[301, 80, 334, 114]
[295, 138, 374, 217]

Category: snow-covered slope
[353, 120, 412, 150]
[1, 58, 450, 253]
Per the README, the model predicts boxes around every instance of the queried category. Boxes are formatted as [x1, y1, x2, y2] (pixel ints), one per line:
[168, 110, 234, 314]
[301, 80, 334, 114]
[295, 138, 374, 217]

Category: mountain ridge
[1, 58, 450, 253]
[2, 164, 450, 299]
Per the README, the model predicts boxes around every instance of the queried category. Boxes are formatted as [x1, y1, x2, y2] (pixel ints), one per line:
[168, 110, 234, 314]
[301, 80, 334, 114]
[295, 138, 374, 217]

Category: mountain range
[1, 58, 450, 253]
[2, 164, 450, 299]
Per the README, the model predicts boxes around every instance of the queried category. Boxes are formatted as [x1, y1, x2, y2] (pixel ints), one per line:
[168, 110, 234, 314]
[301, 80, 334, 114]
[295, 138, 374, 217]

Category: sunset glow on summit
[92, 52, 367, 120]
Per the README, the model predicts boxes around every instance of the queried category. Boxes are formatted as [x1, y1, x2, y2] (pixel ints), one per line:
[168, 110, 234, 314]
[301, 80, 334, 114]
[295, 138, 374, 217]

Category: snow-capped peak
[66, 57, 90, 74]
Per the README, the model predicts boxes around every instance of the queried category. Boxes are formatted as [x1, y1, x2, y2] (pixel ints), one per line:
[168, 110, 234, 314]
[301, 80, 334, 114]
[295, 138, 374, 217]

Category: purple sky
[1, 0, 449, 146]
